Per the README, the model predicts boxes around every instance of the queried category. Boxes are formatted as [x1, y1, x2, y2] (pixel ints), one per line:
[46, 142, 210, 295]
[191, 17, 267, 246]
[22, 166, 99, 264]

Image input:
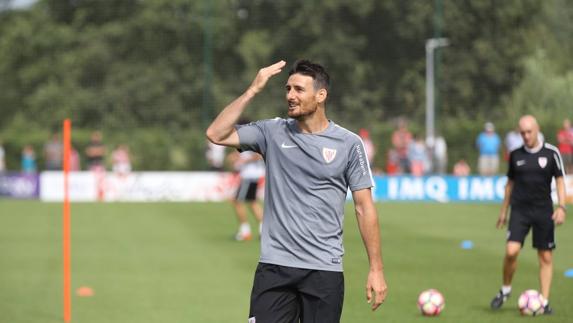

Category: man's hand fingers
[267, 60, 286, 72]
[496, 217, 506, 229]
[371, 289, 385, 311]
[250, 60, 286, 94]
[553, 212, 565, 225]
[261, 60, 286, 77]
[365, 285, 372, 304]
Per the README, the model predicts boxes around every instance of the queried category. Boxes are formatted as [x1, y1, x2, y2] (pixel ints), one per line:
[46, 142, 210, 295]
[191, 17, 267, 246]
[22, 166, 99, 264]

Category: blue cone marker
[564, 269, 573, 278]
[460, 240, 474, 250]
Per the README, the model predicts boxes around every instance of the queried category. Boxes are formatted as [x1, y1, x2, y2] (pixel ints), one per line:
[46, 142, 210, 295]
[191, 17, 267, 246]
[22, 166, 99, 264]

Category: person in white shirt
[206, 141, 226, 171]
[228, 150, 265, 241]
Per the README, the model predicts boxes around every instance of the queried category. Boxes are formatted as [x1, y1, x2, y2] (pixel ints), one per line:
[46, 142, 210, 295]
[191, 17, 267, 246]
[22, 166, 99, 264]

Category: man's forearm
[206, 60, 286, 146]
[205, 89, 255, 145]
[556, 177, 566, 207]
[356, 204, 383, 270]
[501, 181, 514, 213]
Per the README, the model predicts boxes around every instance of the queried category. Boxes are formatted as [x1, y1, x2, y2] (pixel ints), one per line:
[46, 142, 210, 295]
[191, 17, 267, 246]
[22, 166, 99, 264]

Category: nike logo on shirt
[281, 142, 298, 149]
[516, 160, 526, 166]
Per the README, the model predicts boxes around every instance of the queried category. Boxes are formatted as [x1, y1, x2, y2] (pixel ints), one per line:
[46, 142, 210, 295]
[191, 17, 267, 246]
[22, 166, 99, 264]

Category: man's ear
[316, 88, 328, 104]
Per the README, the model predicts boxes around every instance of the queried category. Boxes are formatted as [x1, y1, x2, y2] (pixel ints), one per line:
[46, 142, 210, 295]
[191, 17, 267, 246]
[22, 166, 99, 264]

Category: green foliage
[0, 0, 571, 171]
[502, 50, 573, 140]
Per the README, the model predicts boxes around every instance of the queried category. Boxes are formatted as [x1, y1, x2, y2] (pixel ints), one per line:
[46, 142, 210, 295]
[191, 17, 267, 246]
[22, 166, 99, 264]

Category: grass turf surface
[0, 201, 572, 322]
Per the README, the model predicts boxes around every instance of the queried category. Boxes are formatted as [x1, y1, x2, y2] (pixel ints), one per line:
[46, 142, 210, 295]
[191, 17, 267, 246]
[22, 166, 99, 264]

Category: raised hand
[248, 60, 287, 95]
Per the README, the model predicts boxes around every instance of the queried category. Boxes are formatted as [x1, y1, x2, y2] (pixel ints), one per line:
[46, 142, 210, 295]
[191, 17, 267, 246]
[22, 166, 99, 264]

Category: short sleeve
[552, 151, 564, 178]
[236, 120, 269, 155]
[345, 137, 374, 191]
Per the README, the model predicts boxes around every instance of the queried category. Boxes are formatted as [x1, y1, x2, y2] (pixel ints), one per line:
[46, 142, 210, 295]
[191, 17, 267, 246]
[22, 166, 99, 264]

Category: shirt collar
[524, 141, 543, 154]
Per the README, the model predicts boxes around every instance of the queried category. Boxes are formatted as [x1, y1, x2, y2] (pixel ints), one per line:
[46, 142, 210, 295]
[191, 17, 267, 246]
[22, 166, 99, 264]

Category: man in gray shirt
[206, 60, 387, 323]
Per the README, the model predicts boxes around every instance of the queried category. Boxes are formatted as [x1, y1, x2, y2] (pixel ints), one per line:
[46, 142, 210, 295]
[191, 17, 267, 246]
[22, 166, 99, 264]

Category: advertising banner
[40, 171, 237, 202]
[0, 173, 40, 199]
[38, 172, 572, 203]
[373, 176, 508, 203]
[41, 171, 98, 202]
[372, 175, 571, 203]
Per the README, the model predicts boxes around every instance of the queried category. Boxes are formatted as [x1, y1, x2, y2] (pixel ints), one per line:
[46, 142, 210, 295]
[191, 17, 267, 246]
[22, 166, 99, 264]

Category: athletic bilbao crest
[322, 148, 337, 164]
[538, 157, 547, 168]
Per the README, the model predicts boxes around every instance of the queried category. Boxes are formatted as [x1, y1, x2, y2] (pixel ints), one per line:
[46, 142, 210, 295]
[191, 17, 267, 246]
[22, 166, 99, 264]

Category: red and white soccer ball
[518, 289, 545, 316]
[417, 289, 445, 316]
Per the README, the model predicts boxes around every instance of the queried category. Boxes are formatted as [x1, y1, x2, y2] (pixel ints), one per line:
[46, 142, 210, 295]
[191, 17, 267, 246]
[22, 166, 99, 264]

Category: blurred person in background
[70, 146, 81, 171]
[112, 144, 132, 176]
[427, 135, 447, 174]
[391, 118, 412, 174]
[453, 159, 471, 176]
[0, 139, 5, 172]
[21, 145, 37, 173]
[385, 149, 399, 175]
[556, 118, 573, 174]
[43, 132, 63, 170]
[206, 60, 387, 322]
[85, 131, 106, 171]
[227, 150, 265, 241]
[206, 140, 226, 171]
[504, 127, 523, 160]
[491, 115, 566, 314]
[476, 122, 501, 176]
[408, 134, 429, 176]
[85, 131, 106, 201]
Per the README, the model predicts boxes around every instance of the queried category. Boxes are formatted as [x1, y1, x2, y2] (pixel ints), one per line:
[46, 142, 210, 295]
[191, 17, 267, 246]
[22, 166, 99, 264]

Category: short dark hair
[288, 59, 330, 91]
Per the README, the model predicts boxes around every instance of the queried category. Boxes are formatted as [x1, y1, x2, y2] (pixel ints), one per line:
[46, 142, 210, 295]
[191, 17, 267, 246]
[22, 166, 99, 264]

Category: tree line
[0, 0, 571, 171]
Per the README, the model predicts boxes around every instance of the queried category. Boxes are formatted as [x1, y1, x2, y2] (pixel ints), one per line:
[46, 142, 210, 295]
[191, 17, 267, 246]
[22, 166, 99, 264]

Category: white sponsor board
[41, 171, 97, 201]
[40, 171, 237, 202]
[41, 172, 572, 203]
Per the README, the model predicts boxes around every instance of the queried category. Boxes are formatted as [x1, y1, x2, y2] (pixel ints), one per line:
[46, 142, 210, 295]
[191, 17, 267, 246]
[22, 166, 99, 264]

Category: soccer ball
[417, 289, 445, 316]
[518, 290, 545, 316]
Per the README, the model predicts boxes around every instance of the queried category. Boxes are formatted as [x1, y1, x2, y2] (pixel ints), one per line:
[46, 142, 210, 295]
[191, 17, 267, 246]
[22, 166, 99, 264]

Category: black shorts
[507, 205, 555, 250]
[236, 179, 259, 201]
[249, 263, 344, 323]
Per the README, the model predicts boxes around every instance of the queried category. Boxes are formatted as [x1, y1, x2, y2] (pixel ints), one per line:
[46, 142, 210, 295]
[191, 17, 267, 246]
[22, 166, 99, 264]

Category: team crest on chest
[322, 148, 337, 163]
[538, 157, 547, 168]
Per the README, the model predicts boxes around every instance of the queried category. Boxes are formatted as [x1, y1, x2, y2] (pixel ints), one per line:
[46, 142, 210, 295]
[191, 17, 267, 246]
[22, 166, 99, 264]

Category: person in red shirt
[391, 119, 412, 174]
[556, 118, 573, 174]
[112, 144, 132, 176]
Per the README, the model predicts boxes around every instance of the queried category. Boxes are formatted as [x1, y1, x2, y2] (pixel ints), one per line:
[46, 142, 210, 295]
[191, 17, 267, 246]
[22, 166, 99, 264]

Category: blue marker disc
[460, 240, 474, 250]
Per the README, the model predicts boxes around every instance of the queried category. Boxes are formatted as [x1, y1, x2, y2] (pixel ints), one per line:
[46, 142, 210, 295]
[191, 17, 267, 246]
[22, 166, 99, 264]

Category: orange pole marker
[63, 119, 72, 322]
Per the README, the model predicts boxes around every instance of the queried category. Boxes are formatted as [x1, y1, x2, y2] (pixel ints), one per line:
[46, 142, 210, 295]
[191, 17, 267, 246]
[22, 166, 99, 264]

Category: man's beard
[287, 105, 317, 120]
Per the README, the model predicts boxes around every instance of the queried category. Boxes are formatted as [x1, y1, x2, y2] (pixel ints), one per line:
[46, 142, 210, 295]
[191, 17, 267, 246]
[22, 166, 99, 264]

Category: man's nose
[286, 89, 295, 100]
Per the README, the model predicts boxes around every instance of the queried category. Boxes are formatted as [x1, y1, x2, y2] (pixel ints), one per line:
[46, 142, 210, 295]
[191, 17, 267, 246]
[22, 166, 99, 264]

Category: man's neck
[524, 140, 543, 153]
[296, 111, 329, 134]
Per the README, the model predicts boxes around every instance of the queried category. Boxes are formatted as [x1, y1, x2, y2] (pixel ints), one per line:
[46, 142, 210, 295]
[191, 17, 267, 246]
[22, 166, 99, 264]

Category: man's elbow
[205, 127, 222, 145]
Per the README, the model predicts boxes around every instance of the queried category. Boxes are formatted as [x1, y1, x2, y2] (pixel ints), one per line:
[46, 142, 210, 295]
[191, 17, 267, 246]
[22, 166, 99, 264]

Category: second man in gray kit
[206, 59, 387, 323]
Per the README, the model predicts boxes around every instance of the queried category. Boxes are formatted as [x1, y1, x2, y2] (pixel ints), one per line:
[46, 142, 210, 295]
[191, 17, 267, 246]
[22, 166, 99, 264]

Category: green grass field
[0, 201, 572, 323]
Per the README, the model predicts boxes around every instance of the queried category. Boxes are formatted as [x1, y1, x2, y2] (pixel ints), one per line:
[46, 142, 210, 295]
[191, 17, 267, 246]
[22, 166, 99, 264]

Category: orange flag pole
[63, 119, 72, 322]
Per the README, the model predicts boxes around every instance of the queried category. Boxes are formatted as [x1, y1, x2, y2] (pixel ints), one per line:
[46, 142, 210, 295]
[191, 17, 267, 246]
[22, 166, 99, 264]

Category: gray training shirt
[237, 118, 374, 271]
